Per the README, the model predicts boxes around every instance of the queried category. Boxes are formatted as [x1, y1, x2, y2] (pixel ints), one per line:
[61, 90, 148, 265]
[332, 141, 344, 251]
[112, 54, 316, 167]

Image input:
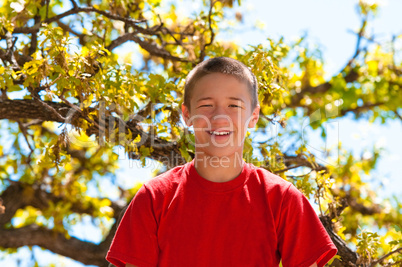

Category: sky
[114, 0, 402, 196]
[233, 0, 402, 197]
[2, 0, 402, 266]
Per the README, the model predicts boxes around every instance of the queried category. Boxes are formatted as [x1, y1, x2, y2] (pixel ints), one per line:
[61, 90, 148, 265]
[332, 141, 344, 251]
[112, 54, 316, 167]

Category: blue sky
[235, 0, 402, 197]
[116, 0, 402, 196]
[2, 0, 402, 266]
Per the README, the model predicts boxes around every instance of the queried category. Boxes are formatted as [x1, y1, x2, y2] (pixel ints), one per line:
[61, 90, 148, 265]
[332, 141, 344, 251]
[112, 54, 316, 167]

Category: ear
[248, 105, 260, 128]
[181, 103, 193, 126]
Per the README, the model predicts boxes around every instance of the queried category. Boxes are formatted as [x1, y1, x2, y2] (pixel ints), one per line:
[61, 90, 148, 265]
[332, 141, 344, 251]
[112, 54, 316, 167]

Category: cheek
[190, 114, 211, 128]
[230, 112, 249, 129]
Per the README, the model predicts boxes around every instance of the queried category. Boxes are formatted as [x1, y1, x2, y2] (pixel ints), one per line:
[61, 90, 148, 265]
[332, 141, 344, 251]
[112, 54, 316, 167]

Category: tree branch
[287, 16, 366, 110]
[13, 6, 147, 34]
[320, 215, 360, 265]
[370, 247, 402, 267]
[282, 154, 327, 172]
[0, 181, 125, 226]
[107, 32, 189, 62]
[394, 110, 402, 122]
[340, 102, 385, 117]
[28, 10, 42, 56]
[343, 15, 368, 70]
[0, 99, 185, 167]
[0, 180, 125, 266]
[70, 0, 78, 9]
[0, 224, 110, 267]
[0, 47, 33, 69]
[0, 198, 5, 214]
[5, 32, 20, 71]
[288, 69, 359, 108]
[0, 99, 71, 123]
[199, 0, 217, 62]
[17, 120, 34, 154]
[273, 164, 308, 173]
[346, 191, 382, 215]
[56, 20, 99, 46]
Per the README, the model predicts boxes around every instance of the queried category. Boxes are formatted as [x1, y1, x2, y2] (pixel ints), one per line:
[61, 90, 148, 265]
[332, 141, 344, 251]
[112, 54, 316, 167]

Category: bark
[0, 99, 186, 167]
[0, 225, 110, 267]
[0, 181, 125, 225]
[0, 181, 124, 266]
[0, 99, 72, 122]
[288, 69, 359, 108]
[320, 215, 360, 266]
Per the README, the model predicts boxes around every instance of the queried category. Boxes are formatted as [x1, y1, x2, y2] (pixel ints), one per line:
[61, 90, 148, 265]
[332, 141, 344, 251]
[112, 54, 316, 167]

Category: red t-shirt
[106, 160, 337, 267]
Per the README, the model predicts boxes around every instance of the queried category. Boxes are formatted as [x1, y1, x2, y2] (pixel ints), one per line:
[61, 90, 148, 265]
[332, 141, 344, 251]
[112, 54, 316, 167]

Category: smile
[207, 131, 232, 136]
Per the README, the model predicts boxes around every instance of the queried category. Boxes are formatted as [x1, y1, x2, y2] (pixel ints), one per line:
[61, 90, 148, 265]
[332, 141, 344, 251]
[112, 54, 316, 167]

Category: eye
[198, 104, 212, 108]
[229, 104, 242, 108]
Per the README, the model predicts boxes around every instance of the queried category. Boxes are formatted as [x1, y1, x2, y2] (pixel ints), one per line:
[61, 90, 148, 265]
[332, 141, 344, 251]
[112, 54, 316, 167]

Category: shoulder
[245, 163, 308, 204]
[246, 163, 293, 191]
[142, 162, 190, 195]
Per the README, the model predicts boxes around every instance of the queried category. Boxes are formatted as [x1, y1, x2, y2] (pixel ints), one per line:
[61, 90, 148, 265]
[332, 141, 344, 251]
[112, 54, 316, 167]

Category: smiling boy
[106, 57, 338, 267]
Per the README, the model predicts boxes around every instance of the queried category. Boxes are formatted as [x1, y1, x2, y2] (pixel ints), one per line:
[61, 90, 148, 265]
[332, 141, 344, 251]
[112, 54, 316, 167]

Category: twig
[17, 121, 34, 154]
[258, 110, 284, 126]
[22, 119, 44, 128]
[28, 12, 41, 56]
[45, 0, 50, 19]
[107, 32, 189, 62]
[394, 110, 402, 121]
[29, 88, 66, 122]
[0, 47, 32, 71]
[346, 29, 381, 46]
[58, 93, 101, 132]
[384, 260, 402, 267]
[1, 89, 8, 100]
[343, 15, 368, 71]
[391, 34, 397, 67]
[287, 169, 314, 179]
[56, 21, 101, 45]
[199, 0, 217, 61]
[16, 120, 36, 170]
[274, 164, 306, 173]
[5, 32, 20, 70]
[370, 247, 402, 267]
[70, 0, 78, 9]
[157, 13, 185, 48]
[340, 102, 385, 116]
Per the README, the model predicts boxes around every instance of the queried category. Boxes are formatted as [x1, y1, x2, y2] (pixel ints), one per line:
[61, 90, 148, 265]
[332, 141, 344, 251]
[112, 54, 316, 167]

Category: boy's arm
[106, 185, 159, 267]
[310, 263, 318, 267]
[277, 183, 337, 266]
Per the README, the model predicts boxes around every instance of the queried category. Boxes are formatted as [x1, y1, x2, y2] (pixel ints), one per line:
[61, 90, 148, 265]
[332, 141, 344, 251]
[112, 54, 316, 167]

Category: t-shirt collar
[187, 159, 250, 192]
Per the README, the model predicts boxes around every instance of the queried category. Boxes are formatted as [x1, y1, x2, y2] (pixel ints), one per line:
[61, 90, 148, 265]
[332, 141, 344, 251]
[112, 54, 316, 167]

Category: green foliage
[0, 0, 401, 266]
[357, 229, 381, 264]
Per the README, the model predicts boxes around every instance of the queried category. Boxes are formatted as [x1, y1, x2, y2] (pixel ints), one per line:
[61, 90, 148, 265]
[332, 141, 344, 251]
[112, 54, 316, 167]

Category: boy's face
[182, 73, 260, 159]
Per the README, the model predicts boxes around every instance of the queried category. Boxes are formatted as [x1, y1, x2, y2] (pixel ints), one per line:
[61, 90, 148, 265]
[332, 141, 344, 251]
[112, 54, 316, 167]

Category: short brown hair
[183, 57, 258, 108]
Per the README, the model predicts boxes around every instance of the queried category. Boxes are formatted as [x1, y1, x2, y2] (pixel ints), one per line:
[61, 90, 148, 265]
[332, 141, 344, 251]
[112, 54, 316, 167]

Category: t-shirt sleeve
[106, 185, 159, 267]
[277, 184, 337, 267]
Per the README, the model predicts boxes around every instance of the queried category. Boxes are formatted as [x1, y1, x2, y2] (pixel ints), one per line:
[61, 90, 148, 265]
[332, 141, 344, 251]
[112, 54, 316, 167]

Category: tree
[0, 0, 401, 266]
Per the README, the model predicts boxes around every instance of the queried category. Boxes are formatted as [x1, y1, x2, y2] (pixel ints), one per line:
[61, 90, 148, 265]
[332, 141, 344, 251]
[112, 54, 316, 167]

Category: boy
[106, 57, 338, 267]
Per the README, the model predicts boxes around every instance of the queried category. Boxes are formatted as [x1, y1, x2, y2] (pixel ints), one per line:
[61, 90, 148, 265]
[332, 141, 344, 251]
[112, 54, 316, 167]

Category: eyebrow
[228, 97, 245, 103]
[196, 97, 245, 103]
[196, 97, 213, 102]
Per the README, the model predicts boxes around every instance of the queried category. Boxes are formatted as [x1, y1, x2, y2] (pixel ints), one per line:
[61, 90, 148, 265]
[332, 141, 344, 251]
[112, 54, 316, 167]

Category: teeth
[209, 131, 230, 135]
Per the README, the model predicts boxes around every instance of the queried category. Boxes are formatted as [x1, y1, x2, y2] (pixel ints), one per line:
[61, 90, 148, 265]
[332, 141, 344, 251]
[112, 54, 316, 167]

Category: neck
[193, 152, 245, 183]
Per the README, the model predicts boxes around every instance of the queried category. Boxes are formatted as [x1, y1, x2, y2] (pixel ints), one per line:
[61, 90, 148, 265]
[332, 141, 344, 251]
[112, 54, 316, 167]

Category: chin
[197, 146, 242, 159]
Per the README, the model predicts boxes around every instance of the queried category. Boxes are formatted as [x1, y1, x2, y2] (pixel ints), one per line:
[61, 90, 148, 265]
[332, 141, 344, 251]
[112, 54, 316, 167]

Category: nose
[211, 106, 231, 125]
